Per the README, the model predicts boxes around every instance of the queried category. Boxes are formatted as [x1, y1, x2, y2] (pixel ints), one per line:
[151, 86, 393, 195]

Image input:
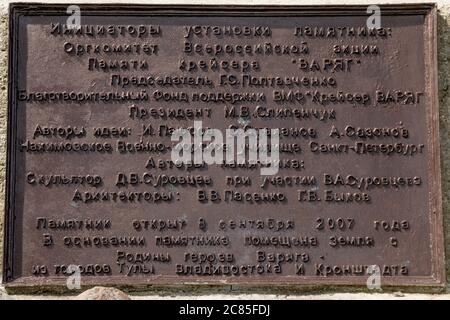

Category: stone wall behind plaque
[0, 0, 448, 292]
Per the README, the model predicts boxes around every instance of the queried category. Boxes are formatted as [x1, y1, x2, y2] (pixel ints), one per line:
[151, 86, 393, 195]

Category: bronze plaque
[3, 4, 445, 288]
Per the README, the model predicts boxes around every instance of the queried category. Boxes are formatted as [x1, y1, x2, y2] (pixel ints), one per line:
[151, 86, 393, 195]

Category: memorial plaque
[3, 4, 445, 288]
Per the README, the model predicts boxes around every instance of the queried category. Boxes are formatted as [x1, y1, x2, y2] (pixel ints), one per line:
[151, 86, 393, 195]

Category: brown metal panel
[3, 4, 445, 289]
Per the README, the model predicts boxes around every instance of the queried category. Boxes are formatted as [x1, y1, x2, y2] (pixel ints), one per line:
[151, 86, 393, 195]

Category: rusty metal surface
[3, 4, 444, 288]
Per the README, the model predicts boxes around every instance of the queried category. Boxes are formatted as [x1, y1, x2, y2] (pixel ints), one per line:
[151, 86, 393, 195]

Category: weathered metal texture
[3, 4, 444, 288]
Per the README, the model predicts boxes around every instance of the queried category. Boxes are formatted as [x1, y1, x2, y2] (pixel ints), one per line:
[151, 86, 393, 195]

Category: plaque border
[3, 3, 445, 289]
